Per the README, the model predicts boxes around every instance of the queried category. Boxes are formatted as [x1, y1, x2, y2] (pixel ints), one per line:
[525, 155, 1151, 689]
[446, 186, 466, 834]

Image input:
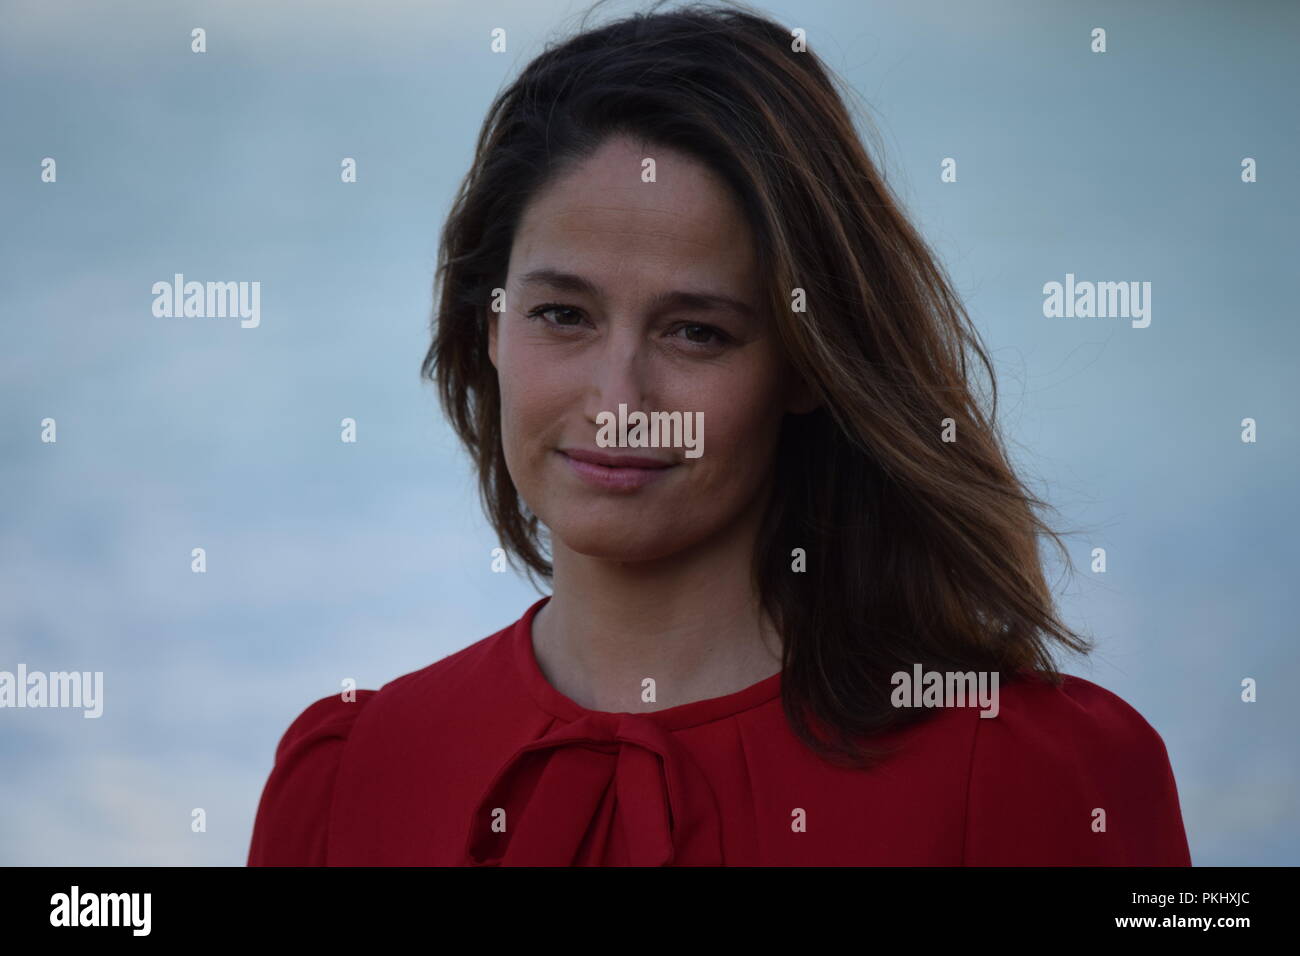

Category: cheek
[496, 332, 566, 429]
[683, 384, 785, 489]
[496, 369, 577, 500]
[701, 406, 781, 468]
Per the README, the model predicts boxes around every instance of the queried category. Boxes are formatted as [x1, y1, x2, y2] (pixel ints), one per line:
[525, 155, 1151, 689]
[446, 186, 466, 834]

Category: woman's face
[490, 134, 810, 563]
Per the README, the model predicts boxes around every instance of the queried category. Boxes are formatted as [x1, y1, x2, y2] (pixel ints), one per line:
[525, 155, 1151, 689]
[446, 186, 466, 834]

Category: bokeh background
[2, 0, 1296, 865]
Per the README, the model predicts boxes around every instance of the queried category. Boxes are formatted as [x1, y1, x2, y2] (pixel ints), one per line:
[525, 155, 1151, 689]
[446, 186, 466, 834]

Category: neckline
[512, 595, 783, 732]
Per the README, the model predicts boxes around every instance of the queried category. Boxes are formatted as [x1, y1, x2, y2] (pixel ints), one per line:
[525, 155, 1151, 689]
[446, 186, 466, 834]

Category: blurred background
[1, 0, 1296, 865]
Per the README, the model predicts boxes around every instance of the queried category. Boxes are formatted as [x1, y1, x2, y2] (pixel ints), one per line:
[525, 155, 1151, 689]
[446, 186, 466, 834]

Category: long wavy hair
[422, 0, 1093, 768]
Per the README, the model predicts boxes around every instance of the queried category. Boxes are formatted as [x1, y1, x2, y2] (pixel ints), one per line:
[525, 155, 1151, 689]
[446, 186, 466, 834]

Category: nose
[582, 323, 657, 427]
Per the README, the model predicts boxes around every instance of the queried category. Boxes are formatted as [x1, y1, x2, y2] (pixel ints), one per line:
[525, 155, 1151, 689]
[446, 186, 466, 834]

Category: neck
[531, 492, 783, 714]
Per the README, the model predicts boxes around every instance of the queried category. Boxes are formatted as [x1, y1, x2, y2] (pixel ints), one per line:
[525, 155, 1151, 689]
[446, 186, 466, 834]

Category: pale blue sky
[1, 0, 1296, 865]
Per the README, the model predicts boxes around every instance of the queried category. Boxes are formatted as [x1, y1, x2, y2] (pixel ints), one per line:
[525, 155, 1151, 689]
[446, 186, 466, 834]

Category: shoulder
[270, 618, 517, 759]
[247, 691, 376, 866]
[962, 671, 1192, 866]
[270, 691, 376, 765]
[247, 617, 521, 866]
[370, 623, 517, 715]
[979, 671, 1171, 762]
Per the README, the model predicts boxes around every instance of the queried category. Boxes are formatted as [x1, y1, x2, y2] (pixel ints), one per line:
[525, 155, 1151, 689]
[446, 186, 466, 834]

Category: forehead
[507, 137, 757, 292]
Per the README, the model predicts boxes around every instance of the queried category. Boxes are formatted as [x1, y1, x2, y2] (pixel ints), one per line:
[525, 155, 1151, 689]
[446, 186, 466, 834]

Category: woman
[248, 1, 1192, 866]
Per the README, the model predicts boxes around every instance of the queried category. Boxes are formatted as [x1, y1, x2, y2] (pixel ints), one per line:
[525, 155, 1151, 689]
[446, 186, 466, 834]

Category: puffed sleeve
[247, 692, 375, 866]
[962, 673, 1192, 866]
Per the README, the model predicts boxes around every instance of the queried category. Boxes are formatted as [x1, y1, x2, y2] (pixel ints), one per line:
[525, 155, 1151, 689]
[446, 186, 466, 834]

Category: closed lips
[562, 450, 674, 468]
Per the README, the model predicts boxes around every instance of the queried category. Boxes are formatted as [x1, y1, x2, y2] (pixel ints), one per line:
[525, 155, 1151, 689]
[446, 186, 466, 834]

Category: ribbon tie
[463, 712, 723, 866]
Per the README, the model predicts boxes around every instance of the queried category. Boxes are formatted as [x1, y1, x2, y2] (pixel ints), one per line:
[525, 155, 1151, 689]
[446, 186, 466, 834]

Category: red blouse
[247, 596, 1192, 866]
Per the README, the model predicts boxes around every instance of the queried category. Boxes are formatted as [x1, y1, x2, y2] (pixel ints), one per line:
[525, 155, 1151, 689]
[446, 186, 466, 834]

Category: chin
[547, 513, 693, 564]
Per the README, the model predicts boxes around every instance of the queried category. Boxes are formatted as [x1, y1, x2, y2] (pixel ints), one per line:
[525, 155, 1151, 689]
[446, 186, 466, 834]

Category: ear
[486, 309, 498, 369]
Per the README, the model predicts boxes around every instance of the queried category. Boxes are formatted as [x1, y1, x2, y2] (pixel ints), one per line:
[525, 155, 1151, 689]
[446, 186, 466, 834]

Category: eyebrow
[519, 268, 757, 320]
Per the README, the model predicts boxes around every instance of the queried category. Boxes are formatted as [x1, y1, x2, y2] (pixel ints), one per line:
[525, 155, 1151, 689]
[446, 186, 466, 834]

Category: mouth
[557, 448, 677, 492]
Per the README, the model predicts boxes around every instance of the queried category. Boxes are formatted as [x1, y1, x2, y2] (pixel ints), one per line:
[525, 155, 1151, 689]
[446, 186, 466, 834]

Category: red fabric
[248, 596, 1192, 866]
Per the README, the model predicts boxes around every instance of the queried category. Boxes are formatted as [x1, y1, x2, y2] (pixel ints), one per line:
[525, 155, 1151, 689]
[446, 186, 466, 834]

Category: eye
[525, 303, 585, 327]
[672, 322, 733, 348]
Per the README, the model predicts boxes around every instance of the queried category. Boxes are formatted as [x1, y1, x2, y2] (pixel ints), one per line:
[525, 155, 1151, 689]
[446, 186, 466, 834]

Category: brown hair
[422, 0, 1093, 768]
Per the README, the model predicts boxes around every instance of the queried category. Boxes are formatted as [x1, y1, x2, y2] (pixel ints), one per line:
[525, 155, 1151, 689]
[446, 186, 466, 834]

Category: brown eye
[675, 323, 732, 347]
[527, 304, 583, 326]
